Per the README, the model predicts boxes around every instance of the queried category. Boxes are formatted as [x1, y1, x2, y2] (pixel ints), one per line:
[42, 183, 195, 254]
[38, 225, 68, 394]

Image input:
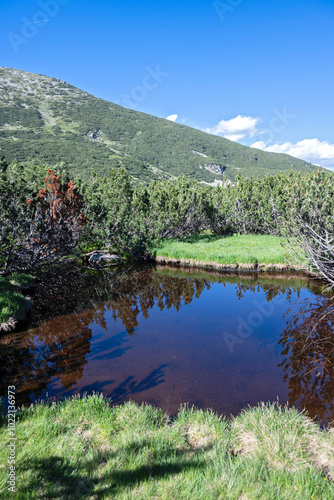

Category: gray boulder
[85, 251, 123, 267]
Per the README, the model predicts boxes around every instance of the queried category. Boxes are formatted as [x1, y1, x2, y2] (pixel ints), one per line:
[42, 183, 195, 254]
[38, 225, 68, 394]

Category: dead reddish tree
[28, 170, 87, 264]
[2, 170, 86, 272]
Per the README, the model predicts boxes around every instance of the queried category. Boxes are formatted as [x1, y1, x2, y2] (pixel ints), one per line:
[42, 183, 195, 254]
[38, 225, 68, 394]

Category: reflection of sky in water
[0, 267, 333, 426]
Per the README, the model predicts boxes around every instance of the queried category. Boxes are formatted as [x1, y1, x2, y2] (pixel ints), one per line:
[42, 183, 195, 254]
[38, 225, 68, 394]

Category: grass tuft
[230, 402, 319, 472]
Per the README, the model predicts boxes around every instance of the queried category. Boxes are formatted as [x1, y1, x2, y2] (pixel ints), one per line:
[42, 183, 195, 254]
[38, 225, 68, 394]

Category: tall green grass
[154, 234, 289, 266]
[0, 395, 333, 499]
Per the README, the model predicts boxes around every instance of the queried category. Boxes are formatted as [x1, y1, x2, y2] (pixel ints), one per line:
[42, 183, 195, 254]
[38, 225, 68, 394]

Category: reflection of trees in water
[28, 263, 307, 332]
[0, 313, 94, 406]
[233, 282, 300, 303]
[279, 296, 334, 424]
[28, 263, 141, 327]
[83, 274, 302, 336]
[1, 263, 332, 422]
[0, 267, 213, 405]
[106, 272, 212, 333]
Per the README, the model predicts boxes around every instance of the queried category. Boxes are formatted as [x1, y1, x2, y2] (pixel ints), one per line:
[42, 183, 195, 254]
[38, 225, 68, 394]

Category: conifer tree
[0, 149, 7, 172]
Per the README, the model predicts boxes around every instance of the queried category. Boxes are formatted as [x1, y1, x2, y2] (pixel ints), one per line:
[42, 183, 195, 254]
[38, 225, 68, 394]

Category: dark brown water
[1, 264, 333, 425]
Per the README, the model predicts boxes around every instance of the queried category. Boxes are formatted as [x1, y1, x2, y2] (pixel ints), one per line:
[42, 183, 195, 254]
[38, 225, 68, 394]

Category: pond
[1, 264, 333, 426]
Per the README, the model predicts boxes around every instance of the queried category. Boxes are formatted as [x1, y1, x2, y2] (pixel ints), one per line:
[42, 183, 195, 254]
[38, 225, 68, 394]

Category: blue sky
[1, 0, 334, 168]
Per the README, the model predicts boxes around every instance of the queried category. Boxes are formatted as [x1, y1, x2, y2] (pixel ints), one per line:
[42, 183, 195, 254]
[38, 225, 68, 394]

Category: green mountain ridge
[0, 66, 316, 183]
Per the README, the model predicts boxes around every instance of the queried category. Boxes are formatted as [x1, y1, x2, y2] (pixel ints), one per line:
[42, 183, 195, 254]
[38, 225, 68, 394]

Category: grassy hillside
[0, 67, 316, 184]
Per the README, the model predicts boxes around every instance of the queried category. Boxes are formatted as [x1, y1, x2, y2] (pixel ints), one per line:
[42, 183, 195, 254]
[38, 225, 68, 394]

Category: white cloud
[166, 114, 178, 122]
[205, 115, 261, 141]
[251, 138, 334, 170]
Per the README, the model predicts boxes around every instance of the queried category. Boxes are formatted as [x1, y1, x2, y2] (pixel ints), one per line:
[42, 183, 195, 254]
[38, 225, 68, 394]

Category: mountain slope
[0, 67, 316, 184]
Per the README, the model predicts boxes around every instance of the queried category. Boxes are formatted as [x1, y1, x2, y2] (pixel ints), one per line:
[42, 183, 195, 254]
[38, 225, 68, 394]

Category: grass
[0, 395, 333, 499]
[154, 234, 290, 267]
[0, 273, 33, 325]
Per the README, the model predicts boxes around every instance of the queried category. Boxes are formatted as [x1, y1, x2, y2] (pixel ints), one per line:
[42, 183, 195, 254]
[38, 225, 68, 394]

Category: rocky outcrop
[88, 129, 101, 140]
[199, 164, 226, 175]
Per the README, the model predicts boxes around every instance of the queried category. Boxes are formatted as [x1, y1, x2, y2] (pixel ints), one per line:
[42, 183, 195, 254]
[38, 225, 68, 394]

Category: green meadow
[154, 234, 290, 267]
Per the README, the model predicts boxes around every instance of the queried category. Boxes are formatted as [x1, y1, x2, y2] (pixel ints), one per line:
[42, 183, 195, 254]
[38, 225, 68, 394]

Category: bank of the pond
[0, 395, 333, 499]
[154, 234, 304, 271]
[0, 274, 34, 333]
